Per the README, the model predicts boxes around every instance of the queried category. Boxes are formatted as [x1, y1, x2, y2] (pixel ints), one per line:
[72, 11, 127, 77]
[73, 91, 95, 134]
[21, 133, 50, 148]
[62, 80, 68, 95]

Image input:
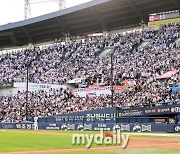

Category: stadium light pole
[110, 49, 114, 107]
[26, 53, 29, 121]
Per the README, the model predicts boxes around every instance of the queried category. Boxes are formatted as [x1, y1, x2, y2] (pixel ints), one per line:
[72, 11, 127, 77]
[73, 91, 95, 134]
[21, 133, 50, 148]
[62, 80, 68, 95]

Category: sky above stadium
[0, 0, 92, 26]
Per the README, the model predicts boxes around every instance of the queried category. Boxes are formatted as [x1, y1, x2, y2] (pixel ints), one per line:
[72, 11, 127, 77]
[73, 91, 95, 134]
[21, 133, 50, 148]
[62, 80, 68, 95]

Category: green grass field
[0, 129, 179, 154]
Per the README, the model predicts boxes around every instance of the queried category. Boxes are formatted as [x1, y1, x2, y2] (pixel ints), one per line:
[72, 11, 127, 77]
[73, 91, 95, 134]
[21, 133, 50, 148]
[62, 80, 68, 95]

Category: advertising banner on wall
[117, 105, 180, 117]
[118, 108, 144, 117]
[13, 82, 66, 90]
[72, 86, 123, 97]
[148, 18, 180, 29]
[0, 122, 34, 129]
[0, 82, 13, 89]
[144, 106, 171, 115]
[36, 123, 178, 132]
[0, 122, 179, 133]
[47, 107, 117, 124]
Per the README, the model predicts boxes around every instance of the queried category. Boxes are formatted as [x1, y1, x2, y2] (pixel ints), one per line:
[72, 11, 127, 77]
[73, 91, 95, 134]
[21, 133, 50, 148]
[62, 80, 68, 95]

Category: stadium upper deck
[0, 0, 180, 48]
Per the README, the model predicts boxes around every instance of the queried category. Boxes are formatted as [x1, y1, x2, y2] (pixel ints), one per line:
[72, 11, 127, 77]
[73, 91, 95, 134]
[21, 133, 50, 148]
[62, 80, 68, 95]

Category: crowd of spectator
[0, 23, 179, 122]
[0, 28, 157, 86]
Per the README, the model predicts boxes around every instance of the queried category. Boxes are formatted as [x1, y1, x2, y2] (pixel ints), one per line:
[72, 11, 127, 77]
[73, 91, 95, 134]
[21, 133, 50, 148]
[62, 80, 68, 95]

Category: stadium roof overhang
[0, 0, 179, 48]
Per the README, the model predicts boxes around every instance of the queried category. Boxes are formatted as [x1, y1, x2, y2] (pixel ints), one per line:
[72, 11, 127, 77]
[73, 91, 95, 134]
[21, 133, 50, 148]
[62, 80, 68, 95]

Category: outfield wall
[0, 122, 180, 133]
[0, 105, 180, 133]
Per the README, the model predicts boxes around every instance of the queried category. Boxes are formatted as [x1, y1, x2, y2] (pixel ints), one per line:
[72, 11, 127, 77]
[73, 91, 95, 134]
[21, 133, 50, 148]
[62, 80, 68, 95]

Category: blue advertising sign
[46, 107, 117, 124]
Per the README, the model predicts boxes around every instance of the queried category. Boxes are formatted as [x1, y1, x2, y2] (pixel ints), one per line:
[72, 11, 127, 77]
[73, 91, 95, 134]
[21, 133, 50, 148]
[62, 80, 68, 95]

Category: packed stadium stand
[0, 23, 179, 122]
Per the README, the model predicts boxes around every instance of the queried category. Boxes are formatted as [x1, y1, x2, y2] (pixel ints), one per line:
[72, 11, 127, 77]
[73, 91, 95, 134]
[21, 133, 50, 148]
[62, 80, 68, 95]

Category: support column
[103, 31, 110, 37]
